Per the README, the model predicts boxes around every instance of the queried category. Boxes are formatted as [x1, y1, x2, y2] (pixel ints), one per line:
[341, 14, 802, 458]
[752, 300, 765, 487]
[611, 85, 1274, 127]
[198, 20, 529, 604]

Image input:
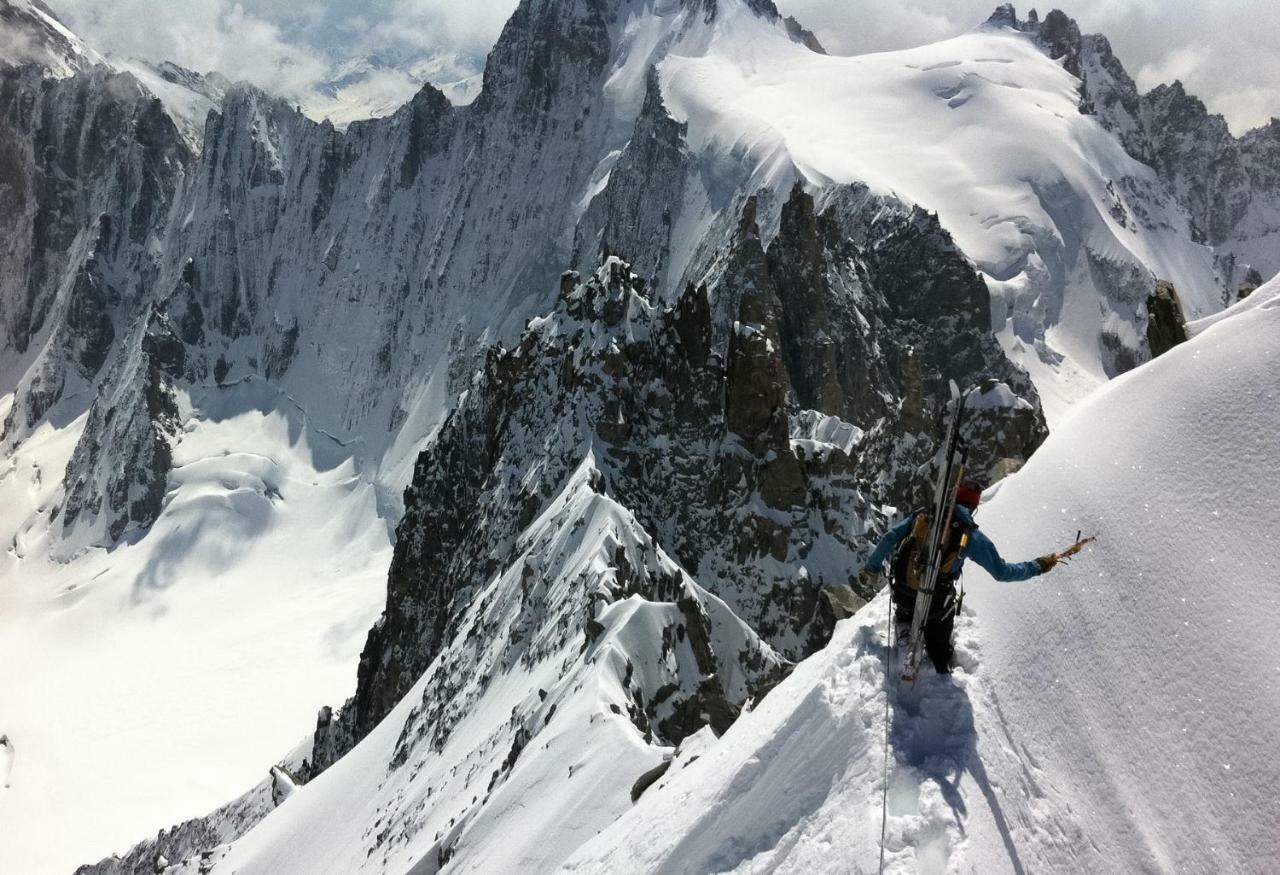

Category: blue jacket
[864, 505, 1042, 582]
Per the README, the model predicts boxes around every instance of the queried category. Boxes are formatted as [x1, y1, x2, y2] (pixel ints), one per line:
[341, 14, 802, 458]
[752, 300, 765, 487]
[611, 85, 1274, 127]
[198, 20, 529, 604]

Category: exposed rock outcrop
[1238, 267, 1263, 301]
[1147, 279, 1188, 358]
[314, 258, 862, 770]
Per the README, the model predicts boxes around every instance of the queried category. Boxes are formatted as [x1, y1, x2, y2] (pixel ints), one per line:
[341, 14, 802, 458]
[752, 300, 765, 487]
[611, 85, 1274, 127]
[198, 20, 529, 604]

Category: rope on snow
[878, 576, 894, 875]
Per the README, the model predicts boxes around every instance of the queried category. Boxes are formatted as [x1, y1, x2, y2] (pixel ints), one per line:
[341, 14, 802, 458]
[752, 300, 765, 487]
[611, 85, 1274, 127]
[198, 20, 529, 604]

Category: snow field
[656, 9, 1218, 425]
[0, 380, 390, 874]
[966, 272, 1280, 873]
[564, 596, 1080, 874]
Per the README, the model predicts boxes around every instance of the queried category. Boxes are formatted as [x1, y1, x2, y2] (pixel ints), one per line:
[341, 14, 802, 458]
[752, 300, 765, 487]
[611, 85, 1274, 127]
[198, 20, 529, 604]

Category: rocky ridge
[82, 198, 1049, 868]
[0, 1, 1269, 871]
[4, 0, 1273, 553]
[991, 3, 1280, 295]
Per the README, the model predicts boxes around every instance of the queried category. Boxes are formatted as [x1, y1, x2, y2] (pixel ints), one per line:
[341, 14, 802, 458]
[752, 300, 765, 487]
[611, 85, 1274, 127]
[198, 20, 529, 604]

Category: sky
[44, 0, 1280, 133]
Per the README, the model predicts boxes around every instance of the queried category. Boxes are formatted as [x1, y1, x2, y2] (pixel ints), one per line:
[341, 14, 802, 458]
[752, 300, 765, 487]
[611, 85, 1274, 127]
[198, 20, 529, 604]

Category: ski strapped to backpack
[902, 382, 972, 683]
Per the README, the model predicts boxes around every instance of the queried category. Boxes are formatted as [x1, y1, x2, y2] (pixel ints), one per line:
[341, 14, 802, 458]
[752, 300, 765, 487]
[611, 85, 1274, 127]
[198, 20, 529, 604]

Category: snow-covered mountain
[563, 272, 1280, 875]
[303, 52, 484, 127]
[0, 0, 100, 76]
[1, 0, 1277, 872]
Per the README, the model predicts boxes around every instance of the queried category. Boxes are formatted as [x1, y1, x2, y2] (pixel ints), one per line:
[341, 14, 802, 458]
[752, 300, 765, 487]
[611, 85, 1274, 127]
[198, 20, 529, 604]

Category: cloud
[45, 0, 515, 110]
[51, 0, 330, 99]
[775, 0, 1280, 133]
[43, 0, 1280, 133]
[1135, 46, 1209, 92]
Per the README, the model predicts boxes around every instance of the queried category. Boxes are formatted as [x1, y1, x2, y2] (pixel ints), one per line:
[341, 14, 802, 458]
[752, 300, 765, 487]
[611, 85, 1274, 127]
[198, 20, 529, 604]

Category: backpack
[890, 509, 973, 616]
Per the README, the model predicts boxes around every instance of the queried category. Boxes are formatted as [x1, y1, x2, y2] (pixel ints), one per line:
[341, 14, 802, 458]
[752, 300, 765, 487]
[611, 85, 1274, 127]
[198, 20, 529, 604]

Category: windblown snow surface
[563, 280, 1280, 872]
[656, 10, 1218, 424]
[189, 451, 777, 875]
[0, 381, 391, 874]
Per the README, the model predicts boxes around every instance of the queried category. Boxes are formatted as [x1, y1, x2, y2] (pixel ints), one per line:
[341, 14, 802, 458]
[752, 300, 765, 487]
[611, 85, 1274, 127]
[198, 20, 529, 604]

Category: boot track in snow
[567, 592, 1088, 873]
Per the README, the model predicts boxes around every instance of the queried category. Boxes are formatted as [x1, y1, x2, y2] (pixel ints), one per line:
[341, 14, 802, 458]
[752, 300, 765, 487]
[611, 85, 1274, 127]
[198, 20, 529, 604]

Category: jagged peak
[473, 0, 824, 115]
[984, 4, 1064, 29]
[1242, 116, 1280, 140]
[731, 0, 826, 52]
[219, 79, 298, 114]
[554, 256, 660, 330]
[1142, 78, 1218, 121]
[986, 3, 1020, 28]
[982, 7, 1080, 42]
[0, 0, 104, 77]
[980, 6, 1083, 78]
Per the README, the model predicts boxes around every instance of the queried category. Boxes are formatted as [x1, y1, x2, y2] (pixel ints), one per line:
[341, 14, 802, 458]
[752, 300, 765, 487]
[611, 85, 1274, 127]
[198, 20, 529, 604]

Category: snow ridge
[567, 259, 1280, 874]
[2, 2, 1276, 872]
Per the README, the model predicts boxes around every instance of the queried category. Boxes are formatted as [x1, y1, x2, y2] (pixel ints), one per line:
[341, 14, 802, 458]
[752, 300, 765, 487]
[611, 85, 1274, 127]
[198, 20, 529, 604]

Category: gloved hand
[858, 567, 880, 589]
[1036, 554, 1058, 574]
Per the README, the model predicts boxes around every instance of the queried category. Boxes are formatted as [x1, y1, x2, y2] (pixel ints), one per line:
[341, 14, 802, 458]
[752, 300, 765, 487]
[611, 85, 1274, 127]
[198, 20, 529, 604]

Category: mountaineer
[861, 482, 1071, 674]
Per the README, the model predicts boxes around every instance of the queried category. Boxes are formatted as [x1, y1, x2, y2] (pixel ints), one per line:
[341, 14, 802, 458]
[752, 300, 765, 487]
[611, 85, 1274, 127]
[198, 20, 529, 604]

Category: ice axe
[1051, 530, 1096, 564]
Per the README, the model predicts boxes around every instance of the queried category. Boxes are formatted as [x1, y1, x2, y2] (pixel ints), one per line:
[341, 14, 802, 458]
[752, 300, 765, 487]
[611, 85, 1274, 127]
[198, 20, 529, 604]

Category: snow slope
[1, 3, 1265, 871]
[201, 452, 780, 875]
[0, 0, 102, 77]
[565, 263, 1279, 872]
[108, 59, 227, 149]
[656, 9, 1219, 423]
[1187, 272, 1280, 336]
[0, 380, 390, 874]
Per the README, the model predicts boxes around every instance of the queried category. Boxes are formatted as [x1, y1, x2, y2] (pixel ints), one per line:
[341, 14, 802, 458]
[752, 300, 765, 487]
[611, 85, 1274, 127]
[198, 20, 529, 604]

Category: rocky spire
[986, 3, 1020, 29]
[1147, 280, 1188, 358]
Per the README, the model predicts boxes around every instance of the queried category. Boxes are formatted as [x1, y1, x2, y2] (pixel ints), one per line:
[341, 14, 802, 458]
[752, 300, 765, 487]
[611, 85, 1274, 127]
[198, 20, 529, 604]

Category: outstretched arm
[864, 514, 918, 573]
[965, 528, 1045, 582]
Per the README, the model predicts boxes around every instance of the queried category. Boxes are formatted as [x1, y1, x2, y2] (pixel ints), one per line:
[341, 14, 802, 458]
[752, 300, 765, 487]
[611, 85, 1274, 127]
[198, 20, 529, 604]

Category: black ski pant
[923, 610, 955, 674]
[893, 583, 956, 673]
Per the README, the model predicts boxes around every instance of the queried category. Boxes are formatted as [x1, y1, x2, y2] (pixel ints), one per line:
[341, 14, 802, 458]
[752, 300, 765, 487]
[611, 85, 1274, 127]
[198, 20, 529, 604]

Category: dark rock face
[396, 83, 452, 188]
[987, 3, 1018, 28]
[313, 258, 864, 770]
[0, 65, 190, 451]
[783, 16, 826, 54]
[59, 308, 182, 544]
[1147, 280, 1188, 358]
[1238, 267, 1263, 301]
[313, 195, 1049, 770]
[1137, 83, 1249, 247]
[1035, 10, 1084, 79]
[63, 220, 119, 377]
[713, 184, 1047, 511]
[988, 6, 1082, 81]
[0, 64, 194, 547]
[575, 69, 691, 284]
[630, 759, 672, 802]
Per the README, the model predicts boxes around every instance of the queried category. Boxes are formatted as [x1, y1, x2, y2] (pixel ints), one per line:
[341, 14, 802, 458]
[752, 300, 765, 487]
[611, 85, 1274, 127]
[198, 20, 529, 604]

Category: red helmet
[955, 482, 983, 511]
